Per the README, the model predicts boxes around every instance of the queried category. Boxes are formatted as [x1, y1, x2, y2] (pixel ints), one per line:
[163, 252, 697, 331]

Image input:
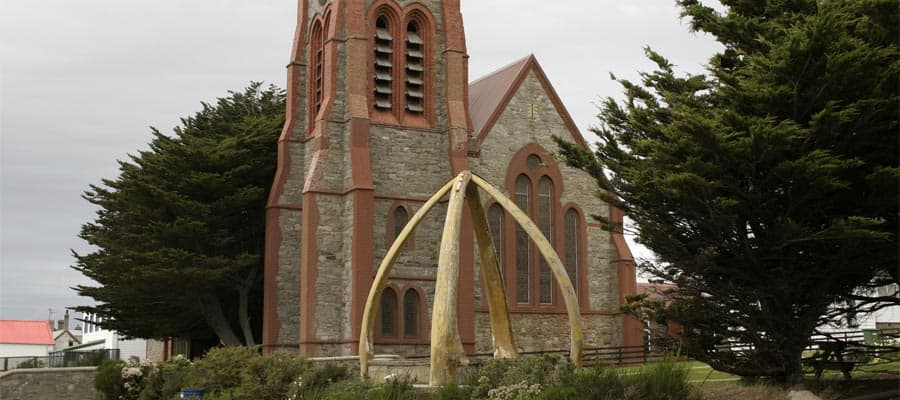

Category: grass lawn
[614, 359, 899, 400]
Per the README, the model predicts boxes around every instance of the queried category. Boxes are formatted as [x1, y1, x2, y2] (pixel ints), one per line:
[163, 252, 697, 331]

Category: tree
[73, 83, 285, 346]
[556, 0, 898, 384]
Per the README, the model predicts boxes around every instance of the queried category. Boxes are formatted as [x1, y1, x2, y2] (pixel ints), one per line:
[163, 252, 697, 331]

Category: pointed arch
[369, 2, 401, 122]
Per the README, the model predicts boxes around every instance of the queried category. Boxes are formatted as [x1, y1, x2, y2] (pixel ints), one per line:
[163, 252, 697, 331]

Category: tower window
[373, 16, 393, 110]
[405, 21, 425, 114]
[309, 19, 325, 122]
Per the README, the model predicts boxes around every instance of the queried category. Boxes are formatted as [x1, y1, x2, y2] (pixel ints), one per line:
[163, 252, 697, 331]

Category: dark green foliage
[556, 0, 898, 384]
[73, 83, 285, 345]
[95, 359, 127, 400]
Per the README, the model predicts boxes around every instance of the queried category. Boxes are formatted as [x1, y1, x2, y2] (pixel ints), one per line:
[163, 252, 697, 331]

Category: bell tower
[262, 0, 474, 356]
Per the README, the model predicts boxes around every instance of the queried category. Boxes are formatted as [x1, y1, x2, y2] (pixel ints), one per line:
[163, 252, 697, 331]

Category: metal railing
[1, 349, 119, 371]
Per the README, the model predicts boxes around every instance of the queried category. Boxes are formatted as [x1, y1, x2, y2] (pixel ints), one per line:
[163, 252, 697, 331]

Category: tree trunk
[199, 294, 243, 346]
[237, 269, 257, 346]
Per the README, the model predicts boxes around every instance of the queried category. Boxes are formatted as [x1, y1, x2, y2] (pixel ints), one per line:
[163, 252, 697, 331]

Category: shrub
[468, 355, 574, 398]
[186, 346, 258, 395]
[232, 351, 314, 400]
[137, 355, 191, 400]
[95, 359, 127, 400]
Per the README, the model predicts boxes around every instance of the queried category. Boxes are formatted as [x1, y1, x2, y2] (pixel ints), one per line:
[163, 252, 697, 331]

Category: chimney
[64, 310, 71, 330]
[57, 320, 64, 330]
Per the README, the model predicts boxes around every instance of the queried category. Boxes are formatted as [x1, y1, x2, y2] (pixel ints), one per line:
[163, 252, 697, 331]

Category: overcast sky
[0, 0, 720, 323]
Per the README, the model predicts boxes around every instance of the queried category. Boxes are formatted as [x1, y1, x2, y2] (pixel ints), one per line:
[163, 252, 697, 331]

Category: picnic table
[805, 341, 861, 380]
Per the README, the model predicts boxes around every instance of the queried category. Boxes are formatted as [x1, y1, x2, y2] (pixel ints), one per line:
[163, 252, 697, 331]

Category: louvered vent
[314, 47, 323, 113]
[373, 16, 393, 110]
[405, 22, 424, 114]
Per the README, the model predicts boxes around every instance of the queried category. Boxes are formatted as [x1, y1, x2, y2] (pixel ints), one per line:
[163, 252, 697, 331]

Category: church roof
[0, 320, 54, 345]
[468, 54, 589, 148]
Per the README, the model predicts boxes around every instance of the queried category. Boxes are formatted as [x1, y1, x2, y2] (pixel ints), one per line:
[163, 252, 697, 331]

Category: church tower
[262, 0, 474, 356]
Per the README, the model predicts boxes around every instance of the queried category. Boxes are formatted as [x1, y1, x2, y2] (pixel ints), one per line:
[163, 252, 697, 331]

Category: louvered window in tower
[310, 20, 325, 118]
[373, 16, 393, 110]
[405, 21, 424, 114]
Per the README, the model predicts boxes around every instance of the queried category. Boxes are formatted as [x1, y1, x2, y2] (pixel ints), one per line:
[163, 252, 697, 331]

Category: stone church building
[262, 0, 642, 357]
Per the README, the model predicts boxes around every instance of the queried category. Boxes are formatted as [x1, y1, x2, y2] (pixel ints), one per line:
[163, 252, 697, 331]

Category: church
[261, 0, 642, 358]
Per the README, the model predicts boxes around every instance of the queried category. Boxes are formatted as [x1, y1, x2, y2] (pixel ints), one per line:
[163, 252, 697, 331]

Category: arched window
[514, 174, 532, 304]
[565, 209, 580, 297]
[393, 206, 408, 243]
[504, 147, 569, 310]
[403, 289, 420, 338]
[379, 287, 397, 337]
[373, 15, 394, 111]
[309, 19, 325, 120]
[405, 21, 424, 114]
[537, 176, 554, 304]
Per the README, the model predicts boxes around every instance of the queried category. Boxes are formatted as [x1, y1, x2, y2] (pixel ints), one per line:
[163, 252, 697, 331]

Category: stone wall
[0, 367, 96, 400]
[473, 312, 621, 354]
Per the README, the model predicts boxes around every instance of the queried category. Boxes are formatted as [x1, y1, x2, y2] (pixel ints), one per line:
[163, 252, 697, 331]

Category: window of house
[501, 149, 575, 310]
[514, 174, 532, 304]
[379, 287, 397, 337]
[373, 16, 394, 110]
[403, 289, 420, 338]
[377, 285, 424, 341]
[393, 206, 408, 242]
[537, 176, 554, 304]
[564, 209, 580, 296]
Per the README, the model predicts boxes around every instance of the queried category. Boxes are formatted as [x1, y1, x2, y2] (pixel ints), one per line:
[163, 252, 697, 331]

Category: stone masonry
[262, 0, 642, 359]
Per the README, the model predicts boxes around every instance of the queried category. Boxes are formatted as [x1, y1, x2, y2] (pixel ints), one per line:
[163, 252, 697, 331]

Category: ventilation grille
[374, 19, 393, 110]
[405, 25, 424, 114]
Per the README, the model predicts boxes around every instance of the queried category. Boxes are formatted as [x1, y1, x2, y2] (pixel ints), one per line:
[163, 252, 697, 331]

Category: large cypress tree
[557, 0, 898, 383]
[73, 83, 284, 346]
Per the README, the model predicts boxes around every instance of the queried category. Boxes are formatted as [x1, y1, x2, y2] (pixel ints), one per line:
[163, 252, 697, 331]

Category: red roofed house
[0, 320, 55, 358]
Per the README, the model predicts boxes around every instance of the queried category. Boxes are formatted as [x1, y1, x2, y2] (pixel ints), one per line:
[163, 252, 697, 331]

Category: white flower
[121, 367, 143, 379]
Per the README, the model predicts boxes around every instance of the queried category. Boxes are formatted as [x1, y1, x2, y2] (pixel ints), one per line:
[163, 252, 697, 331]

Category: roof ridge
[469, 54, 532, 85]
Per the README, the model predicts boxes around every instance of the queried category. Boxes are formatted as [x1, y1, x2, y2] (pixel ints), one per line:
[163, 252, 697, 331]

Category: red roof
[0, 320, 54, 345]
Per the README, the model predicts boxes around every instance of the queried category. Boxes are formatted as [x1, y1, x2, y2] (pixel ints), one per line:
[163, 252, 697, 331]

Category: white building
[81, 312, 148, 362]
